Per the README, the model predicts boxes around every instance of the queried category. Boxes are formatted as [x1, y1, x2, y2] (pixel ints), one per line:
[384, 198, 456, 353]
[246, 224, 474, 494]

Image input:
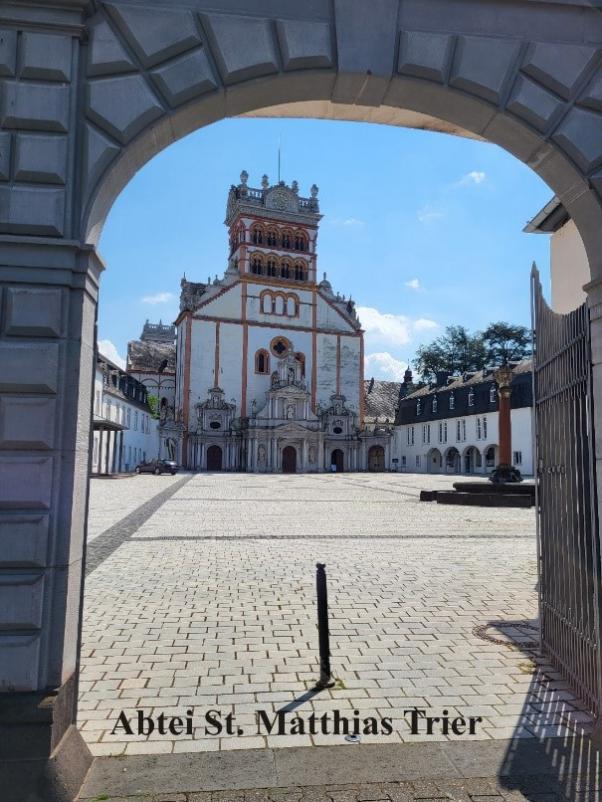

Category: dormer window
[489, 385, 497, 403]
[449, 392, 455, 410]
[416, 399, 422, 415]
[468, 389, 475, 407]
[432, 396, 438, 413]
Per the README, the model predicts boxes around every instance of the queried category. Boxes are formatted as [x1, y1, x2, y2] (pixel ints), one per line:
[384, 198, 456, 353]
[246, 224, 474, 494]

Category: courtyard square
[80, 473, 593, 757]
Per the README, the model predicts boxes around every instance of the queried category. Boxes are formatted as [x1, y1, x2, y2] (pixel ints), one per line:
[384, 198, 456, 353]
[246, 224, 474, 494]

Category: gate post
[0, 238, 101, 800]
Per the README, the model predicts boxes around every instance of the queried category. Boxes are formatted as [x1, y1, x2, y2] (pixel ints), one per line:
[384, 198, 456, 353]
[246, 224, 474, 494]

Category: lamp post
[491, 364, 521, 483]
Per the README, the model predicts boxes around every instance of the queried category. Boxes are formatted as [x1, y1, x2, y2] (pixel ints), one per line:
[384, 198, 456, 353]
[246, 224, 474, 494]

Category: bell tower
[225, 170, 322, 285]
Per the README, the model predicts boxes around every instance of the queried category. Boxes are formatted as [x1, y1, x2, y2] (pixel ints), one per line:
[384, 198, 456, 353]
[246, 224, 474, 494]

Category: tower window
[271, 336, 291, 357]
[282, 231, 291, 249]
[295, 352, 306, 377]
[255, 349, 270, 374]
[281, 260, 290, 279]
[267, 229, 277, 247]
[294, 233, 307, 251]
[251, 254, 264, 275]
[252, 227, 263, 245]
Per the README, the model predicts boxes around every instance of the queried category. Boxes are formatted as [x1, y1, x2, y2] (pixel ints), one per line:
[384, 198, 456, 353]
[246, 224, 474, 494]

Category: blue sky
[97, 116, 553, 380]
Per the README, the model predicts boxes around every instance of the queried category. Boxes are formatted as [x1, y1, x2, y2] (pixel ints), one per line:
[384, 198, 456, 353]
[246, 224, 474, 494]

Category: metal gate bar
[531, 266, 602, 718]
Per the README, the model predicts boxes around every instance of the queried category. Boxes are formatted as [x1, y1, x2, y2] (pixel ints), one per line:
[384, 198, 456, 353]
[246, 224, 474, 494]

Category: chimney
[435, 371, 450, 387]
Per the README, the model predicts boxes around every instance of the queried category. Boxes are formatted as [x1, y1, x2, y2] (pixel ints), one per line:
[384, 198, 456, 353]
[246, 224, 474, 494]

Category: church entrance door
[331, 449, 344, 472]
[207, 445, 223, 471]
[368, 445, 385, 472]
[282, 446, 297, 473]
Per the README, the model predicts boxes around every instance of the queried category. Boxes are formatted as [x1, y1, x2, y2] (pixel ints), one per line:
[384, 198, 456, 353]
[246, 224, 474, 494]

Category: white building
[393, 363, 533, 476]
[92, 352, 160, 474]
[169, 171, 392, 472]
[525, 197, 590, 313]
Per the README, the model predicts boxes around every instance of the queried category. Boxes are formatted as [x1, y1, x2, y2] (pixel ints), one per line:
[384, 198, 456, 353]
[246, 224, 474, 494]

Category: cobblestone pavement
[78, 775, 601, 802]
[80, 473, 594, 757]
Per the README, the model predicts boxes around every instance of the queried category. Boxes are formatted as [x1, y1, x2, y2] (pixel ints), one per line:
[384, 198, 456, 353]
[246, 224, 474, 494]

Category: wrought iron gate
[531, 266, 602, 718]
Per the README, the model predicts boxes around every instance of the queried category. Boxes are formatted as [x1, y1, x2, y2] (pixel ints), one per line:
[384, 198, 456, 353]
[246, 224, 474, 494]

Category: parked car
[135, 459, 179, 476]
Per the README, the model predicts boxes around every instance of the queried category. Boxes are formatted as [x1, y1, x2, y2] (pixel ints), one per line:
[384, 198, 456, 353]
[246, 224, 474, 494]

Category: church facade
[170, 171, 393, 472]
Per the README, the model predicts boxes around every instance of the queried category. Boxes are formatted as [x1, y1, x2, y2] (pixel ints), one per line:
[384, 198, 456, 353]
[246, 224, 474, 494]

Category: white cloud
[365, 352, 408, 381]
[357, 306, 412, 345]
[141, 292, 175, 305]
[330, 217, 365, 227]
[417, 205, 445, 224]
[98, 339, 126, 369]
[405, 278, 421, 291]
[357, 306, 439, 346]
[458, 170, 486, 186]
[414, 318, 439, 332]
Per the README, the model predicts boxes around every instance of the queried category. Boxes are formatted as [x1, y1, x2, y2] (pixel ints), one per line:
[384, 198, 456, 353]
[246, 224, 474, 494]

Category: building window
[416, 399, 422, 415]
[490, 385, 497, 403]
[483, 417, 488, 440]
[281, 260, 291, 279]
[476, 417, 482, 440]
[449, 392, 455, 410]
[255, 349, 270, 374]
[282, 231, 291, 249]
[461, 420, 466, 441]
[266, 229, 277, 247]
[251, 226, 263, 245]
[468, 389, 475, 407]
[513, 450, 522, 466]
[270, 336, 291, 357]
[267, 257, 277, 277]
[294, 233, 307, 251]
[411, 426, 415, 445]
[432, 395, 438, 413]
[402, 456, 407, 467]
[456, 420, 461, 441]
[407, 428, 411, 446]
[416, 455, 421, 468]
[251, 254, 264, 275]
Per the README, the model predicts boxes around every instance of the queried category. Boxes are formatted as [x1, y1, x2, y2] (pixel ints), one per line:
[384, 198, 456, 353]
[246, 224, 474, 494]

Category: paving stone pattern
[77, 775, 600, 802]
[80, 473, 594, 757]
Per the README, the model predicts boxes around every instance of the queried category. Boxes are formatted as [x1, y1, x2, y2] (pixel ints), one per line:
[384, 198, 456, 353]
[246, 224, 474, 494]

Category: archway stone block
[13, 134, 68, 186]
[276, 19, 333, 71]
[450, 35, 522, 104]
[151, 47, 218, 107]
[82, 124, 120, 212]
[334, 0, 398, 78]
[507, 75, 565, 133]
[580, 70, 602, 113]
[106, 3, 202, 69]
[553, 106, 602, 173]
[87, 18, 137, 78]
[0, 81, 69, 133]
[0, 185, 65, 237]
[86, 73, 165, 145]
[0, 28, 17, 78]
[522, 42, 599, 101]
[398, 31, 454, 83]
[19, 32, 71, 83]
[201, 13, 279, 86]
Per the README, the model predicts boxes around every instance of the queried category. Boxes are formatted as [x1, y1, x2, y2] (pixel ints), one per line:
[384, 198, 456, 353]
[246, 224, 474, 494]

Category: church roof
[363, 379, 400, 421]
[127, 339, 176, 374]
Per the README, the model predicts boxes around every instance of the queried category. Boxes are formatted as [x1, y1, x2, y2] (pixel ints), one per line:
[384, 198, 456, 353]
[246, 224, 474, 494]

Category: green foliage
[147, 393, 159, 418]
[413, 321, 532, 382]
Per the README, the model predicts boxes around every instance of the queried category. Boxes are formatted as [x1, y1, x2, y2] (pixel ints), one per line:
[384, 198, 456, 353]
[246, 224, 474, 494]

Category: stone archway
[2, 2, 602, 798]
[427, 447, 443, 474]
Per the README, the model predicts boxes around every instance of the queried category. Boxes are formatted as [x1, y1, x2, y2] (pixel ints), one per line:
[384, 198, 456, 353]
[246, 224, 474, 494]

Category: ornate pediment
[265, 185, 299, 214]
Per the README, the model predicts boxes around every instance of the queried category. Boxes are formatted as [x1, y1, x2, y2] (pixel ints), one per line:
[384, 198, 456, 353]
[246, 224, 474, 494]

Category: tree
[482, 322, 532, 366]
[414, 325, 487, 382]
[413, 321, 532, 381]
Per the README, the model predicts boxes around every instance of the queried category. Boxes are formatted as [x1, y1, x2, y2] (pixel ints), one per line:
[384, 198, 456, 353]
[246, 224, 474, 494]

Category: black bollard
[315, 562, 335, 688]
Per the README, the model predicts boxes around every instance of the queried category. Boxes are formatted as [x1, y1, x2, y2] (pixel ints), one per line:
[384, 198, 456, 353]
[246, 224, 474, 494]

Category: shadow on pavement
[486, 620, 602, 800]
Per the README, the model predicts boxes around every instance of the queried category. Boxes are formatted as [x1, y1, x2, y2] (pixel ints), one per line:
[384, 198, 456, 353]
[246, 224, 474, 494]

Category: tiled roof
[363, 379, 400, 421]
[404, 360, 532, 399]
